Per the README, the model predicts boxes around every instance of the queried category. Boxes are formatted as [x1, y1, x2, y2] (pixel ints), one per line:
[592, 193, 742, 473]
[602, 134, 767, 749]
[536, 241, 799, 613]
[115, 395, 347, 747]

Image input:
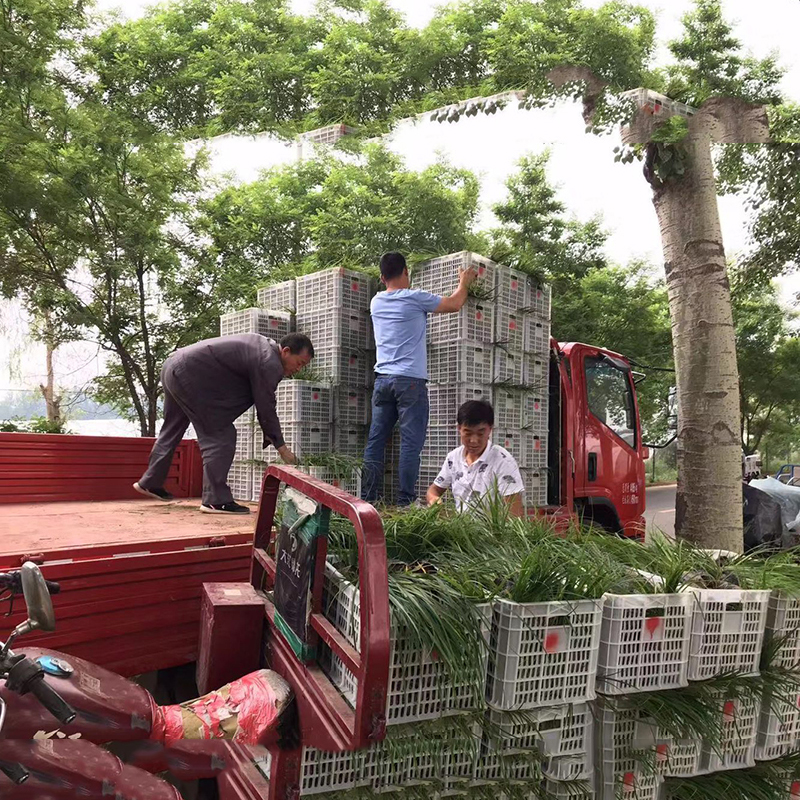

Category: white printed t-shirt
[433, 441, 524, 510]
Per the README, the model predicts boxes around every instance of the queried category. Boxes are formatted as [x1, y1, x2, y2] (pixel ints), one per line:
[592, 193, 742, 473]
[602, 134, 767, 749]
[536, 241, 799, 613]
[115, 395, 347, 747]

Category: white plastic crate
[493, 387, 525, 429]
[522, 468, 548, 508]
[493, 349, 525, 385]
[219, 308, 293, 339]
[523, 394, 549, 433]
[300, 748, 359, 795]
[494, 429, 526, 466]
[413, 251, 498, 296]
[429, 343, 493, 385]
[473, 743, 538, 785]
[522, 432, 547, 470]
[264, 422, 332, 460]
[524, 315, 550, 356]
[297, 308, 373, 351]
[756, 692, 800, 761]
[525, 354, 548, 392]
[296, 268, 373, 313]
[429, 300, 495, 345]
[527, 280, 552, 321]
[277, 381, 333, 425]
[765, 592, 800, 671]
[494, 308, 525, 350]
[496, 265, 530, 311]
[660, 739, 702, 778]
[321, 565, 490, 726]
[314, 345, 374, 386]
[231, 410, 256, 500]
[687, 588, 770, 680]
[596, 594, 692, 696]
[485, 704, 592, 768]
[487, 598, 602, 710]
[417, 466, 443, 498]
[332, 425, 367, 458]
[302, 465, 361, 498]
[257, 279, 297, 313]
[595, 701, 664, 800]
[429, 383, 492, 427]
[333, 385, 371, 427]
[543, 776, 594, 799]
[425, 425, 461, 459]
[700, 694, 759, 772]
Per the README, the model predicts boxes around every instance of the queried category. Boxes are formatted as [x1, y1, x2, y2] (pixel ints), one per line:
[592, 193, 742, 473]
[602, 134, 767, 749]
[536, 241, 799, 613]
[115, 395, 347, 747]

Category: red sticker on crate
[655, 744, 668, 763]
[478, 266, 485, 276]
[543, 630, 565, 654]
[791, 781, 800, 798]
[622, 772, 635, 792]
[534, 438, 541, 450]
[312, 392, 319, 400]
[537, 290, 542, 299]
[723, 700, 736, 723]
[644, 616, 662, 638]
[351, 281, 359, 291]
[476, 310, 483, 320]
[509, 319, 517, 330]
[270, 319, 278, 327]
[349, 356, 356, 365]
[511, 279, 518, 290]
[535, 401, 540, 409]
[349, 395, 357, 405]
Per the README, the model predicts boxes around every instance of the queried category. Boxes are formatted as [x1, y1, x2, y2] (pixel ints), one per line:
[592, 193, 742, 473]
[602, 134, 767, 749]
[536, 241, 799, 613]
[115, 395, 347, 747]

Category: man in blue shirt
[362, 252, 476, 506]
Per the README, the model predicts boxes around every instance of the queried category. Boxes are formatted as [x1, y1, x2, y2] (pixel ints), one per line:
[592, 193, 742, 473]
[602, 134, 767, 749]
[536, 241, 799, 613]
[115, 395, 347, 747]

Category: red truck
[543, 340, 647, 539]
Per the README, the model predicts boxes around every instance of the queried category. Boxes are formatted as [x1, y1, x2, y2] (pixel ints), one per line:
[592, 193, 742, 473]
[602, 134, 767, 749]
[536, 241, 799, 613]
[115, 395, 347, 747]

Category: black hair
[280, 332, 314, 358]
[379, 252, 407, 281]
[457, 400, 494, 427]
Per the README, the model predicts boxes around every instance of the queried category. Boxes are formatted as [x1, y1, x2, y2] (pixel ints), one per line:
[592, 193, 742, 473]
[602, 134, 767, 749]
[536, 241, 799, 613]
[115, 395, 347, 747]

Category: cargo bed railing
[251, 465, 390, 754]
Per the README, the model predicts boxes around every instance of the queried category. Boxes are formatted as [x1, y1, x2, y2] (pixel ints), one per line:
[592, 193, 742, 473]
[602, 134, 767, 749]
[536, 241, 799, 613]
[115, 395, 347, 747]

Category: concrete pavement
[645, 483, 676, 538]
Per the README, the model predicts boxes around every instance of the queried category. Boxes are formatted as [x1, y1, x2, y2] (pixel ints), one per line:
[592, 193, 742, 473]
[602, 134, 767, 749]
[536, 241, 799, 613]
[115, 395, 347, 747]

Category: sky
[2, 0, 799, 396]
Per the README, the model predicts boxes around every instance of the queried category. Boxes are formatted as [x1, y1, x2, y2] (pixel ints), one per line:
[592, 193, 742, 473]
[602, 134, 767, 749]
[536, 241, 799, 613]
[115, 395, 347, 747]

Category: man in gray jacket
[134, 332, 314, 514]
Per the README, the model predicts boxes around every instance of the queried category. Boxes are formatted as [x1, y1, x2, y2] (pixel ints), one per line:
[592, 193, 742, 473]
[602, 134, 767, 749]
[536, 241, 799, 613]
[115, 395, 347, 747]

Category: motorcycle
[0, 563, 292, 781]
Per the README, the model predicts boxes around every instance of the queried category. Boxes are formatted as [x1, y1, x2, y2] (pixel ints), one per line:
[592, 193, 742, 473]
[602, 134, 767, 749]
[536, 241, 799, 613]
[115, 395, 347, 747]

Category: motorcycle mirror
[20, 562, 56, 632]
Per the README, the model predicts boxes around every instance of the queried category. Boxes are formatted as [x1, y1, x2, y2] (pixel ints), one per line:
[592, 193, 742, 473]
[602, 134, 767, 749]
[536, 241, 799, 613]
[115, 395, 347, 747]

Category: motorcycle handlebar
[28, 676, 77, 725]
[0, 573, 60, 595]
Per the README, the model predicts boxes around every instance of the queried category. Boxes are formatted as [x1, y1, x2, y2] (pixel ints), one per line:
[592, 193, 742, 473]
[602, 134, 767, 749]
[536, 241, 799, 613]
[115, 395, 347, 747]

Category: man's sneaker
[133, 482, 174, 501]
[199, 501, 251, 515]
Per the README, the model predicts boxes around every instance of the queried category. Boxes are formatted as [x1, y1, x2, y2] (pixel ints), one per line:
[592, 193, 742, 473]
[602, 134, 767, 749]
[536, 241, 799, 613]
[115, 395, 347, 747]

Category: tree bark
[649, 129, 743, 551]
[38, 312, 62, 425]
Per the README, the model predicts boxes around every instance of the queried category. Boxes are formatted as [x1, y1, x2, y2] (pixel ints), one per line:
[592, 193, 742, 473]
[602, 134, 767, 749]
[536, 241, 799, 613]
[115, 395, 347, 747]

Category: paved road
[645, 484, 676, 538]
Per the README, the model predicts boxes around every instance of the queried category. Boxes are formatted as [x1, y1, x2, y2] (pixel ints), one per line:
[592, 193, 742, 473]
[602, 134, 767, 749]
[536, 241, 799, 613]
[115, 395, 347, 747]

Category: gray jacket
[166, 334, 285, 449]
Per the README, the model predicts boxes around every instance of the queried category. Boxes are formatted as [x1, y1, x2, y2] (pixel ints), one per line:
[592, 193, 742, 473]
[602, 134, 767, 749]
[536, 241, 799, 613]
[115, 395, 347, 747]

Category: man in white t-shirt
[426, 399, 525, 516]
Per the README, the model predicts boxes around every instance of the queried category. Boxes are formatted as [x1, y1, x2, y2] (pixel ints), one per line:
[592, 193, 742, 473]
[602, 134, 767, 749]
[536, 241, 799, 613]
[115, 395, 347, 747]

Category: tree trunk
[38, 314, 62, 425]
[650, 129, 743, 552]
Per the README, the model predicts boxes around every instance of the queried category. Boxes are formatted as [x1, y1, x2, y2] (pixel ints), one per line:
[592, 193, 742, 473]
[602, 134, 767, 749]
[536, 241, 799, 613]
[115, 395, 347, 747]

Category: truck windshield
[584, 356, 637, 449]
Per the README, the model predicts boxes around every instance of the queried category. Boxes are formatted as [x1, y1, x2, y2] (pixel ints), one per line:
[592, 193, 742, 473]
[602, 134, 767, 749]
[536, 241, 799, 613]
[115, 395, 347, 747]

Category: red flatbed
[2, 498, 254, 556]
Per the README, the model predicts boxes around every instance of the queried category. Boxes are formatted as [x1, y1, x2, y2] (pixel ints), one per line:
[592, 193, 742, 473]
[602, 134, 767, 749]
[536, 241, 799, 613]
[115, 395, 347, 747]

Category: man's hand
[277, 445, 298, 465]
[459, 266, 477, 287]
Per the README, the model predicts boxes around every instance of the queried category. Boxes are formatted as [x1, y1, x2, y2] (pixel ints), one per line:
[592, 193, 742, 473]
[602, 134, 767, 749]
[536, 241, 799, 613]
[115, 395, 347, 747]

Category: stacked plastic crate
[494, 262, 551, 508]
[294, 268, 374, 477]
[410, 251, 552, 508]
[218, 307, 294, 501]
[411, 252, 497, 503]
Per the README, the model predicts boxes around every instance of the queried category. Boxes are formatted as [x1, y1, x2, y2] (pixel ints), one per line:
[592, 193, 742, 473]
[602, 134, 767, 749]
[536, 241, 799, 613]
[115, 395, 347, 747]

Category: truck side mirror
[642, 447, 650, 461]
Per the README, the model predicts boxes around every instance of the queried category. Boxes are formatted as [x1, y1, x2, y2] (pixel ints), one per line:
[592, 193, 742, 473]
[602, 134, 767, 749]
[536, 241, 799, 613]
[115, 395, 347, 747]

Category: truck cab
[543, 340, 647, 539]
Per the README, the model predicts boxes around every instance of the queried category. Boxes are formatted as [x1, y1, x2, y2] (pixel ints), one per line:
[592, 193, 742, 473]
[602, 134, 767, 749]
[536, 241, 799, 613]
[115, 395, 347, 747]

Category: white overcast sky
[2, 0, 799, 394]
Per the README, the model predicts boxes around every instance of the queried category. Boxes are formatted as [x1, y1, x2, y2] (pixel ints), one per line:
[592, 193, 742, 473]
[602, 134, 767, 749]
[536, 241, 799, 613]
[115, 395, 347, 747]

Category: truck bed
[2, 498, 254, 556]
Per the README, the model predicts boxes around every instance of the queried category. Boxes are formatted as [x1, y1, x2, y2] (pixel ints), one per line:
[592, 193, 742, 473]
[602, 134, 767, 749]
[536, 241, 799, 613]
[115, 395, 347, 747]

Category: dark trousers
[361, 375, 429, 506]
[139, 363, 237, 506]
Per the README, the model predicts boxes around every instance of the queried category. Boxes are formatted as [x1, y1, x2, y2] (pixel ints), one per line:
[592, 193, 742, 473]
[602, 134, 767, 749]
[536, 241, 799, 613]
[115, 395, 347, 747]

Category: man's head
[457, 400, 494, 458]
[379, 252, 409, 289]
[279, 333, 314, 377]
